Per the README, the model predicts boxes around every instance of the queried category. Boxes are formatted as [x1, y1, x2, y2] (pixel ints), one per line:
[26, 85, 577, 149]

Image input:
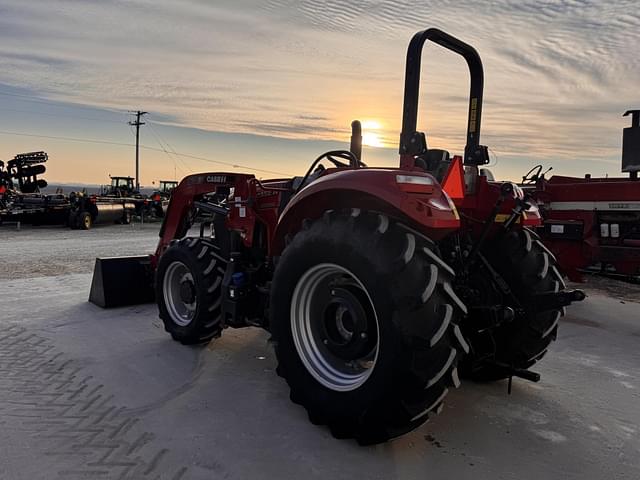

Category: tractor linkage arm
[466, 182, 528, 264]
[528, 289, 586, 314]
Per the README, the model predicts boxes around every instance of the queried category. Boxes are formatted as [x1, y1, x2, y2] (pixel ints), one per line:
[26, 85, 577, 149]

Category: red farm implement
[523, 110, 640, 281]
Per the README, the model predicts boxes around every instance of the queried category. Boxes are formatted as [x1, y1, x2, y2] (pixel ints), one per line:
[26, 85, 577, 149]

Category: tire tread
[271, 210, 467, 444]
[157, 237, 226, 345]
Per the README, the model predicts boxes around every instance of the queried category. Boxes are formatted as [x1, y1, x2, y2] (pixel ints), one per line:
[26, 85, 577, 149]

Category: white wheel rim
[290, 263, 379, 392]
[163, 261, 197, 326]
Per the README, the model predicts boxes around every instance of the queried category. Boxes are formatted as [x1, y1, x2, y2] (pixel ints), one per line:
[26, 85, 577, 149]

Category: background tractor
[103, 176, 138, 197]
[147, 180, 178, 218]
[67, 175, 141, 230]
[90, 28, 584, 444]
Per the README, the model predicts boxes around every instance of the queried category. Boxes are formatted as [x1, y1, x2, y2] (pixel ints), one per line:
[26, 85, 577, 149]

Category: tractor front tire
[156, 237, 226, 345]
[270, 210, 467, 444]
[463, 227, 565, 381]
[79, 212, 92, 230]
[68, 212, 79, 229]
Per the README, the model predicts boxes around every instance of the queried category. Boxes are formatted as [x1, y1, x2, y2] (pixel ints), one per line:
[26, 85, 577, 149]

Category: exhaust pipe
[350, 120, 362, 163]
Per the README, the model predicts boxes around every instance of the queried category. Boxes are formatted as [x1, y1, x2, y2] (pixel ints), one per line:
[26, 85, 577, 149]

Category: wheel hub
[290, 263, 379, 392]
[179, 280, 196, 304]
[321, 286, 374, 361]
[162, 261, 197, 327]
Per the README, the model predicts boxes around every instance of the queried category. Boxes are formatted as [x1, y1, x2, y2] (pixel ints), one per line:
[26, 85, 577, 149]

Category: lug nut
[360, 332, 367, 339]
[323, 339, 329, 345]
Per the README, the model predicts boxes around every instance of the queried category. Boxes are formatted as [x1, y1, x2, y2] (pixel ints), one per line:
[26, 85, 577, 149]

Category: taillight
[611, 224, 620, 238]
[395, 175, 435, 194]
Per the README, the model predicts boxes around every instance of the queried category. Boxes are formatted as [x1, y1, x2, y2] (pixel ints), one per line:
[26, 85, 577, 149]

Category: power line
[0, 106, 124, 124]
[0, 129, 292, 176]
[147, 122, 193, 174]
[0, 90, 126, 114]
[0, 93, 293, 177]
[147, 119, 291, 176]
[146, 122, 189, 178]
[156, 148, 291, 176]
[0, 130, 136, 147]
[0, 90, 62, 101]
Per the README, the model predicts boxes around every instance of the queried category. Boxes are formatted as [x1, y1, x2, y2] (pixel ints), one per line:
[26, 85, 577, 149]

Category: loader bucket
[89, 256, 155, 308]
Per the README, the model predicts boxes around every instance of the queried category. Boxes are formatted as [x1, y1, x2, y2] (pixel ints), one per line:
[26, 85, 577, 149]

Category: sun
[360, 120, 384, 147]
[362, 132, 383, 147]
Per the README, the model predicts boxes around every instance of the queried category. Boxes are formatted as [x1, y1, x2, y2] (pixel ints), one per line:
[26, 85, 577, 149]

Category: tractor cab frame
[105, 176, 137, 197]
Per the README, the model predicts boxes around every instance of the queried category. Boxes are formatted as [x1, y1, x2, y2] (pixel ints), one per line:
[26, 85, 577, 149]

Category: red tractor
[90, 28, 584, 444]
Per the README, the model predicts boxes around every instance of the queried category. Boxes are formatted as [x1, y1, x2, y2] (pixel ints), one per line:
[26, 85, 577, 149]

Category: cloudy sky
[0, 0, 637, 185]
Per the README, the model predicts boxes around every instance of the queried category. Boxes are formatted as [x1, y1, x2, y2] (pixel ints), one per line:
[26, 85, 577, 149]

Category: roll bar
[399, 28, 489, 166]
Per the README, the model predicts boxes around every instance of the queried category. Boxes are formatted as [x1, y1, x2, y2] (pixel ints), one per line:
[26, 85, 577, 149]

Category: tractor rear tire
[270, 210, 467, 444]
[156, 237, 226, 345]
[463, 227, 565, 381]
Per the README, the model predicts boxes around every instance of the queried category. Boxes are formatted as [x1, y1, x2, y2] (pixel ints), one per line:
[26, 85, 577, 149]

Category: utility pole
[128, 110, 147, 191]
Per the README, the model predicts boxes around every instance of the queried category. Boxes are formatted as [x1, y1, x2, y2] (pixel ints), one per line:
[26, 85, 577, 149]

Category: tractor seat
[280, 165, 327, 214]
[291, 164, 326, 192]
[414, 149, 451, 183]
[479, 168, 495, 181]
[290, 176, 305, 191]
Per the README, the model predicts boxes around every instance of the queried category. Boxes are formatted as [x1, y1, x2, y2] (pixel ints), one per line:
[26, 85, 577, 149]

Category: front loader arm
[89, 172, 254, 309]
[154, 173, 255, 263]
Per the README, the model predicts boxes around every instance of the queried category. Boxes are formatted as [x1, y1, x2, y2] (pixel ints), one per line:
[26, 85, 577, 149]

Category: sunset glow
[362, 133, 383, 148]
[0, 1, 636, 183]
[361, 121, 384, 148]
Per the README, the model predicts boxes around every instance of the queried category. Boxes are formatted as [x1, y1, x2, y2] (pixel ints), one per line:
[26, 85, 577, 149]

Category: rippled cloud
[0, 0, 637, 178]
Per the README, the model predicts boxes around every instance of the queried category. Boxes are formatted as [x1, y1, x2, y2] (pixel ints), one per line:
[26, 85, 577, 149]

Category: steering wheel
[326, 154, 367, 169]
[325, 155, 349, 168]
[295, 150, 364, 193]
[522, 165, 543, 184]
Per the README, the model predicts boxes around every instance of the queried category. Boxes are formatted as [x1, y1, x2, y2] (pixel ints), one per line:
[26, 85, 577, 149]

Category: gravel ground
[571, 275, 640, 304]
[3, 222, 639, 303]
[0, 223, 159, 279]
[1, 225, 639, 479]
